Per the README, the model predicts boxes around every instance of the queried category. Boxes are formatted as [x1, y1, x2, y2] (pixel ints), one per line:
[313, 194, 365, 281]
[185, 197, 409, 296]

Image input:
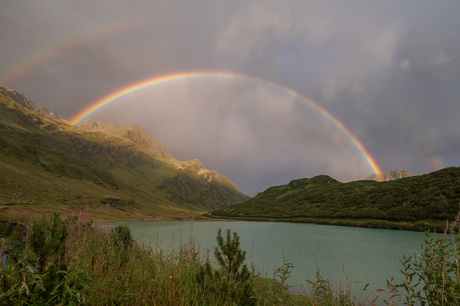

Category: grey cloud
[1, 0, 460, 194]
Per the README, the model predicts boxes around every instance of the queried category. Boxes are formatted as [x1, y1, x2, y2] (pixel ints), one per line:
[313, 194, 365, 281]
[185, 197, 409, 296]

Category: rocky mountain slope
[77, 119, 174, 159]
[0, 87, 249, 218]
[360, 169, 414, 181]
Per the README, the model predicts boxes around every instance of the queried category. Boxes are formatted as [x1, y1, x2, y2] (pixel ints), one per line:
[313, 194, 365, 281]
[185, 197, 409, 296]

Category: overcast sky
[1, 1, 459, 194]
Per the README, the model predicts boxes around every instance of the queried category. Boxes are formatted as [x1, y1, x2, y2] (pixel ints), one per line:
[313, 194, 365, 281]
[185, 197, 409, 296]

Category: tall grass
[0, 211, 369, 305]
[12, 209, 460, 305]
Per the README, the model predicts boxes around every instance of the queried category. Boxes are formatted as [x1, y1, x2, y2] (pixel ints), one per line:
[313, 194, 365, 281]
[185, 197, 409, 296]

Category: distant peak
[358, 169, 414, 182]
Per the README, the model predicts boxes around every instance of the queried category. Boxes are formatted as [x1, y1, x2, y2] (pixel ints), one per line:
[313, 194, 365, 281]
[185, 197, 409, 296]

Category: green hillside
[211, 168, 460, 231]
[0, 88, 249, 219]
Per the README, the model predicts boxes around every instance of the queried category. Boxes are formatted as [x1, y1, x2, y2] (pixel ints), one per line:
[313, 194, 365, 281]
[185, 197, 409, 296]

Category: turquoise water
[102, 220, 427, 305]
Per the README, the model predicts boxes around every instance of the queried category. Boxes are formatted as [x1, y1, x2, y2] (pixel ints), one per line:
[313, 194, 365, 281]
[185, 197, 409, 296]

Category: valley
[1, 87, 459, 232]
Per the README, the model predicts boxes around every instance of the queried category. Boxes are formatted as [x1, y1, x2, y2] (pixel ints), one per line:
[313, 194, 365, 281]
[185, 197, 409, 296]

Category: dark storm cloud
[1, 0, 459, 194]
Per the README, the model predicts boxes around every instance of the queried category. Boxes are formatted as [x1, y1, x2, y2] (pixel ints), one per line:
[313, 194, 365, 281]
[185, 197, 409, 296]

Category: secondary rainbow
[69, 71, 384, 180]
[420, 141, 443, 171]
[0, 18, 147, 85]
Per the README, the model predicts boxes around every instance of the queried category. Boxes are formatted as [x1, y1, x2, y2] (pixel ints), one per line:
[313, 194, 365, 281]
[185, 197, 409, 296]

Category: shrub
[196, 228, 255, 305]
[112, 225, 133, 247]
[384, 210, 460, 305]
[0, 211, 91, 305]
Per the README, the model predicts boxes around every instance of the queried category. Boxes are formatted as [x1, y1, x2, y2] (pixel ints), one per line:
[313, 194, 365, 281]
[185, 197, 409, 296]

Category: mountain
[210, 168, 460, 231]
[0, 87, 249, 219]
[359, 169, 414, 181]
[0, 87, 66, 122]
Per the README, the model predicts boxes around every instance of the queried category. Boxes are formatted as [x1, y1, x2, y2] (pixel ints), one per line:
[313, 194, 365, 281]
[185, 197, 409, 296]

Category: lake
[101, 220, 427, 305]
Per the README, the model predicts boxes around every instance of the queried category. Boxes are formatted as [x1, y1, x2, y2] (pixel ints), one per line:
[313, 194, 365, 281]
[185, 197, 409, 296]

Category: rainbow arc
[69, 71, 384, 180]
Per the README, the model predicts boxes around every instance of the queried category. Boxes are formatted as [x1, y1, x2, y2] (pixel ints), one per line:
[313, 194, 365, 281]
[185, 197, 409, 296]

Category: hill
[210, 168, 460, 231]
[0, 87, 249, 219]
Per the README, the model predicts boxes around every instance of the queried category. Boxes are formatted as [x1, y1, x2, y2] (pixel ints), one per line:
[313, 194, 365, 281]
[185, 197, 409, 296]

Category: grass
[0, 210, 375, 305]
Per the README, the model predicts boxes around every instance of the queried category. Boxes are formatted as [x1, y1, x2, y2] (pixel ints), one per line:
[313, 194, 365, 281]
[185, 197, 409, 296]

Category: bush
[112, 225, 133, 247]
[0, 211, 91, 305]
[196, 228, 255, 305]
[384, 210, 460, 305]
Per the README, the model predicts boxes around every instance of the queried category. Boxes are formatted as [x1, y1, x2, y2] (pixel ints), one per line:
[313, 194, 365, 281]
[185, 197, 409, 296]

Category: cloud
[1, 0, 460, 193]
[217, 3, 291, 59]
[400, 59, 410, 71]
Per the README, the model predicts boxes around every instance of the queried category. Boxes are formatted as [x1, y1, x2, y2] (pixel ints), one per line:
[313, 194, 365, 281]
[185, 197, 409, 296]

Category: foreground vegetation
[211, 168, 460, 232]
[1, 211, 368, 305]
[2, 211, 460, 305]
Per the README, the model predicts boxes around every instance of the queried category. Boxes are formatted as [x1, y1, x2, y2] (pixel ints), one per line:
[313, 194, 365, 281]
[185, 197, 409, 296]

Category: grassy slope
[211, 169, 460, 231]
[0, 89, 249, 219]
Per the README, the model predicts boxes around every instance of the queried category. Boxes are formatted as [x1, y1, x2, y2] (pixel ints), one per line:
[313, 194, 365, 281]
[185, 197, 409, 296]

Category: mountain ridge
[0, 87, 66, 123]
[0, 87, 249, 218]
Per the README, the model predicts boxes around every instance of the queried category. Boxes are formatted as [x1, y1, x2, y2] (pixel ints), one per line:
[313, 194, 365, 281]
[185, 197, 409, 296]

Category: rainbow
[420, 142, 443, 171]
[0, 19, 146, 85]
[69, 71, 384, 180]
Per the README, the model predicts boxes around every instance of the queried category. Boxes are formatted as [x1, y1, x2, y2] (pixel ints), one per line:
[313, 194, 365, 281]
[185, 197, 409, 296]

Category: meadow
[1, 210, 459, 305]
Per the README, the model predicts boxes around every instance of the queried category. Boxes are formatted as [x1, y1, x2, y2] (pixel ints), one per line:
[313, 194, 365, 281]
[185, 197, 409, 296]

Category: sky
[1, 1, 459, 195]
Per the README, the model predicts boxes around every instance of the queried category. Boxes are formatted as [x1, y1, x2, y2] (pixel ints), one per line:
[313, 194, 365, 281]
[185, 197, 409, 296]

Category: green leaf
[50, 282, 65, 295]
[34, 276, 46, 292]
[65, 284, 74, 297]
[22, 281, 30, 296]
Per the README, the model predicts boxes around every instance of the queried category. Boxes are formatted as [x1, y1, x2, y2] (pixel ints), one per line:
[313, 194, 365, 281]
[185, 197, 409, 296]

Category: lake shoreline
[208, 214, 446, 232]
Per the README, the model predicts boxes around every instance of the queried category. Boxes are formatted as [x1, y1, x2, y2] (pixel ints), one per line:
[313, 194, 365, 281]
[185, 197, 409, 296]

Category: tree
[196, 228, 254, 305]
